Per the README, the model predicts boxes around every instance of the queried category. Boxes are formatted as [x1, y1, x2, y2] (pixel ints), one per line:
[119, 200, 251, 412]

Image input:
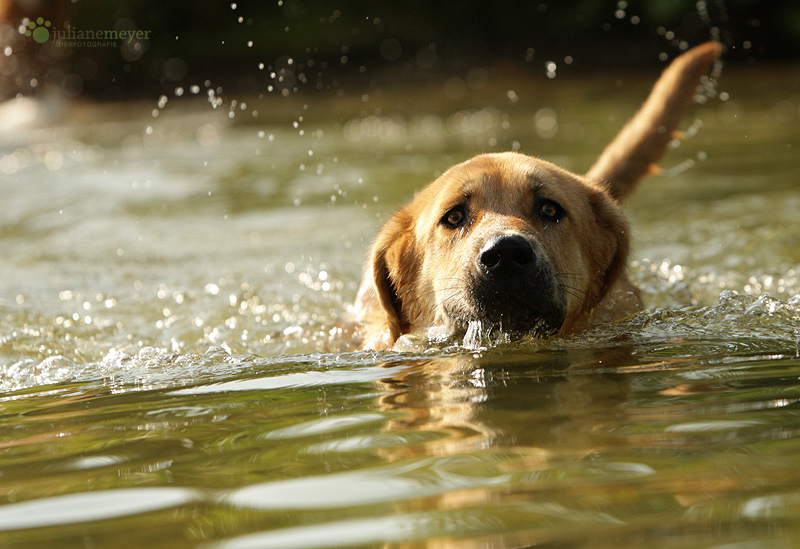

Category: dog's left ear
[583, 187, 631, 311]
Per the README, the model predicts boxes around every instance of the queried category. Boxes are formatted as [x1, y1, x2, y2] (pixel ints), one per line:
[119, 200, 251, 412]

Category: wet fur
[355, 42, 724, 350]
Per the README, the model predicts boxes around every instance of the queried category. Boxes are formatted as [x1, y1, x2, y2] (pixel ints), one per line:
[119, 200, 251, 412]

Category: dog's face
[361, 152, 629, 345]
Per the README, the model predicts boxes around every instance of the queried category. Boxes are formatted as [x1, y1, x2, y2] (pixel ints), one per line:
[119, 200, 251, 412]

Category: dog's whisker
[415, 283, 464, 301]
[558, 283, 589, 300]
[560, 288, 586, 302]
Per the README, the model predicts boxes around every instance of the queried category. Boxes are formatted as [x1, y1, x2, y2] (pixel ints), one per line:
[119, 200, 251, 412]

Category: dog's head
[356, 43, 722, 349]
[360, 152, 629, 346]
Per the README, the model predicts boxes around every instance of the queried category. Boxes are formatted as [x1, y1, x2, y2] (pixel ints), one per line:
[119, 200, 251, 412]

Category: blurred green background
[2, 0, 799, 100]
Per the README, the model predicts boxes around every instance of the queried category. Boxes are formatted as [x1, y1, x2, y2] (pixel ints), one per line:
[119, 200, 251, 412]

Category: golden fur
[355, 42, 724, 350]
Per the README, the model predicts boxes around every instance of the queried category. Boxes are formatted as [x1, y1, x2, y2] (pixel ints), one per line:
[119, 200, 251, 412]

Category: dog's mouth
[441, 233, 566, 339]
[447, 291, 565, 338]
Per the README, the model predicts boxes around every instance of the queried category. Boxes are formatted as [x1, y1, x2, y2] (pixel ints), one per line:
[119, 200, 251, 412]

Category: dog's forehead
[439, 153, 583, 202]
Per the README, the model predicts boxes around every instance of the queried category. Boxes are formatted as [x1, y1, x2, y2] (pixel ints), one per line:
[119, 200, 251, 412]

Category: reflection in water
[378, 350, 632, 459]
[371, 349, 635, 547]
[368, 344, 800, 547]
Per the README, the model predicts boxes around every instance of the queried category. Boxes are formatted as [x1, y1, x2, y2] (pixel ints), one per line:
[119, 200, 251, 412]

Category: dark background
[3, 0, 799, 100]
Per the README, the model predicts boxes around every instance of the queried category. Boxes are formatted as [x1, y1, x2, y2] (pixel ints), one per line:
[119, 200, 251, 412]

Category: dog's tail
[586, 42, 724, 202]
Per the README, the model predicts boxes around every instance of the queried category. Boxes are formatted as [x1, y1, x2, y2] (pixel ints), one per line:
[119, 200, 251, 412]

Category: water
[1, 63, 799, 547]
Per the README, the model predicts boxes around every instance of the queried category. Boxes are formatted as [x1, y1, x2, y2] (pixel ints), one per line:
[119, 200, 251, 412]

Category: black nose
[479, 235, 535, 277]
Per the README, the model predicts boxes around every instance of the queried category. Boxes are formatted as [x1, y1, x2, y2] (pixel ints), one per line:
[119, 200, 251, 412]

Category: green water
[1, 63, 799, 547]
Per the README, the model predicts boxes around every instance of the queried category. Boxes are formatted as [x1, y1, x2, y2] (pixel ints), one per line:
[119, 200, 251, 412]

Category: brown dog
[355, 42, 724, 350]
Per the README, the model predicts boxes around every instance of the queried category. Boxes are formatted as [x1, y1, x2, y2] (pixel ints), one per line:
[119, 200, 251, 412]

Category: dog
[354, 42, 724, 351]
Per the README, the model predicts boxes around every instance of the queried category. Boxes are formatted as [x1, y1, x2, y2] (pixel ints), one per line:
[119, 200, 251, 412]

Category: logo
[25, 17, 51, 44]
[21, 16, 151, 49]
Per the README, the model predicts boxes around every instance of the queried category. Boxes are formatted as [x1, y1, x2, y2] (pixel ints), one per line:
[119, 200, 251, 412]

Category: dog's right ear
[355, 208, 419, 349]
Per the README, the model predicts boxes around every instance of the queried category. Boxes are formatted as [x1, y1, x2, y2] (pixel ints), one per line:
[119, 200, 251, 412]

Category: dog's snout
[479, 235, 535, 277]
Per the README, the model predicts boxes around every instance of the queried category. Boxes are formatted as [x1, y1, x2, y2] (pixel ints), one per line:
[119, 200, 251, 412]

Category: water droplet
[545, 61, 557, 79]
[525, 47, 535, 62]
[534, 107, 558, 138]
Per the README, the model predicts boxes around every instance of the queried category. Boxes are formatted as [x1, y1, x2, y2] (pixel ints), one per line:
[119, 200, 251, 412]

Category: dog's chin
[392, 315, 561, 353]
[456, 314, 562, 338]
[443, 298, 565, 346]
[447, 315, 561, 351]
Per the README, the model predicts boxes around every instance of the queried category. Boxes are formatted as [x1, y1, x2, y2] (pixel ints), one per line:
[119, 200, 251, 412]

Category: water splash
[610, 291, 800, 350]
[462, 320, 511, 351]
[0, 355, 86, 393]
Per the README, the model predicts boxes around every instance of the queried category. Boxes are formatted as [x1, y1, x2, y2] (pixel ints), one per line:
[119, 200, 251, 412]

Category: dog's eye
[441, 206, 467, 229]
[538, 199, 564, 222]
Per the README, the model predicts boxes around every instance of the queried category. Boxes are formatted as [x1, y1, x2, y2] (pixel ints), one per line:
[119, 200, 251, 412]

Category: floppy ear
[582, 188, 631, 312]
[354, 208, 419, 348]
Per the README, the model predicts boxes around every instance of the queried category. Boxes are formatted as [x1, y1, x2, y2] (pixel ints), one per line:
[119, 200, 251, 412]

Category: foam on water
[3, 290, 797, 394]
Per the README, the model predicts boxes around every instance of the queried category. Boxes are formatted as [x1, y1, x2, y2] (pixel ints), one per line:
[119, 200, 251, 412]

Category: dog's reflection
[378, 346, 634, 460]
[374, 347, 637, 548]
